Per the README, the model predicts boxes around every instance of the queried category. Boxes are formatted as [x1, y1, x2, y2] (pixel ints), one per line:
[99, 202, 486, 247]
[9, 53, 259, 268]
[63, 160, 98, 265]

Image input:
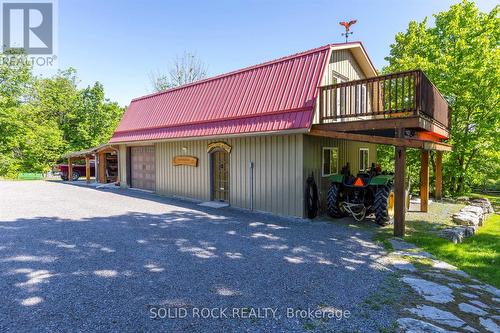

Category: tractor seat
[356, 173, 370, 183]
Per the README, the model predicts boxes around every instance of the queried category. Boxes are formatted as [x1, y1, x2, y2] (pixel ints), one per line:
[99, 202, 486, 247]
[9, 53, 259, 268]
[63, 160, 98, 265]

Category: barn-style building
[102, 41, 449, 234]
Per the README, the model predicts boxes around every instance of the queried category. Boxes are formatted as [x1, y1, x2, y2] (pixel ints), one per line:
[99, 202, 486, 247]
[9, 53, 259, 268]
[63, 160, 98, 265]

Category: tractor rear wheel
[374, 185, 394, 226]
[327, 183, 343, 218]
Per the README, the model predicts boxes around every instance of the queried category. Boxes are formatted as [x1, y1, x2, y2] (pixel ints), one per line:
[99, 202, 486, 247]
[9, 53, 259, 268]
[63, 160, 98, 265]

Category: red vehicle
[57, 161, 95, 181]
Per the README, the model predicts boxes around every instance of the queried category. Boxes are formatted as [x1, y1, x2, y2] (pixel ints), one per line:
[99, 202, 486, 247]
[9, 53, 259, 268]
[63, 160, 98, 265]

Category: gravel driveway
[0, 181, 400, 332]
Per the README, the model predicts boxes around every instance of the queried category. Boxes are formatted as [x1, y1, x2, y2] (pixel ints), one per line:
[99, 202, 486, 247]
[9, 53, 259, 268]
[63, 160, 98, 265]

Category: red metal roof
[110, 44, 333, 143]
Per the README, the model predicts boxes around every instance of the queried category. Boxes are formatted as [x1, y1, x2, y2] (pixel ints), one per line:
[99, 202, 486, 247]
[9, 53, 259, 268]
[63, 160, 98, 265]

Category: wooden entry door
[130, 146, 155, 191]
[211, 150, 230, 202]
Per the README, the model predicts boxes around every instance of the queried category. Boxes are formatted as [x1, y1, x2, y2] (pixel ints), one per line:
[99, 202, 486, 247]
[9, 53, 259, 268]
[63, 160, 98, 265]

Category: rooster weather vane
[339, 20, 357, 43]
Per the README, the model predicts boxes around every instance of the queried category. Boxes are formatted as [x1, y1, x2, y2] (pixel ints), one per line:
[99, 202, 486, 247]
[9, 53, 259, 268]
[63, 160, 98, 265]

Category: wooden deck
[313, 69, 451, 237]
[317, 70, 450, 139]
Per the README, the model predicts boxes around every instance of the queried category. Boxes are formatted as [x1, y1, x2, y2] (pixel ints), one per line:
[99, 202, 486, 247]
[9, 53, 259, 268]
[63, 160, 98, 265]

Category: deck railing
[318, 70, 450, 129]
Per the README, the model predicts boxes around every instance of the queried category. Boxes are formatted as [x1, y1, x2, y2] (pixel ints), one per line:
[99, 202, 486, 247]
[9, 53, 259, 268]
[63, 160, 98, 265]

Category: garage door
[130, 146, 156, 191]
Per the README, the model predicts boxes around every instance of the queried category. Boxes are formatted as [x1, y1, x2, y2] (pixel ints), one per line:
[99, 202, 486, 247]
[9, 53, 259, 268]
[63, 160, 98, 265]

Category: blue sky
[56, 0, 497, 106]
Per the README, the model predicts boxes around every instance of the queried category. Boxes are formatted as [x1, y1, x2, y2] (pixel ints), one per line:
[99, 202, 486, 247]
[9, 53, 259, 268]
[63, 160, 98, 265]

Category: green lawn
[375, 200, 500, 288]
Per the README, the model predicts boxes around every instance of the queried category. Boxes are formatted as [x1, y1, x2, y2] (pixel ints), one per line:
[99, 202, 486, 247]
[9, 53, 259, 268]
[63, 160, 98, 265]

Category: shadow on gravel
[0, 193, 399, 332]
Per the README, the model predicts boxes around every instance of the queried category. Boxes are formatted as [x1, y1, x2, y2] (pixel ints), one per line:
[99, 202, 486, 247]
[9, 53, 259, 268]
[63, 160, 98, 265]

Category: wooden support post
[435, 151, 443, 200]
[116, 153, 120, 185]
[85, 156, 91, 184]
[420, 150, 430, 212]
[98, 152, 106, 183]
[394, 146, 406, 237]
[67, 158, 73, 182]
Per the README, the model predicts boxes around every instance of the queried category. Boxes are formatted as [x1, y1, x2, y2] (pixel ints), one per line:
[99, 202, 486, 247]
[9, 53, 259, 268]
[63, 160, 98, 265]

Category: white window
[359, 148, 369, 172]
[322, 147, 339, 177]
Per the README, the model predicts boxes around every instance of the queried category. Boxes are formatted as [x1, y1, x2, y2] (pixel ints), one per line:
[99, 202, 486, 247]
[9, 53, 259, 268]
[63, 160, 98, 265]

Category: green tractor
[327, 163, 408, 225]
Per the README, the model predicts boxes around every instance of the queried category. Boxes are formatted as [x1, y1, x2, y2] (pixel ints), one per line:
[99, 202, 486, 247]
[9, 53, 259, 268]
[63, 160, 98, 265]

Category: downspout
[249, 161, 254, 211]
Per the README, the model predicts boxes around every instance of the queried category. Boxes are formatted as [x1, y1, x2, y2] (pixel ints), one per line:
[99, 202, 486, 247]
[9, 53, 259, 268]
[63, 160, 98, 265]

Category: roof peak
[132, 41, 363, 103]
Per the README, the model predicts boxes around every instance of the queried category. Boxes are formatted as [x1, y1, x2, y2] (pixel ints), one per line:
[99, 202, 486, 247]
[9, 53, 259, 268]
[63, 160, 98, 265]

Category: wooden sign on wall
[172, 155, 198, 167]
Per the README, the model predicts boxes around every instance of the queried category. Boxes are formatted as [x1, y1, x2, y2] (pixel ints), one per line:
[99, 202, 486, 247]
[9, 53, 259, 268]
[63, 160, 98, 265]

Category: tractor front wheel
[374, 185, 394, 226]
[327, 183, 343, 218]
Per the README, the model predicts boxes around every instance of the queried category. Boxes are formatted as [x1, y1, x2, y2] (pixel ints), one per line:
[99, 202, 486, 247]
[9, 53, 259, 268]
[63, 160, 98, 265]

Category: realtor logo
[1, 0, 57, 67]
[2, 1, 53, 53]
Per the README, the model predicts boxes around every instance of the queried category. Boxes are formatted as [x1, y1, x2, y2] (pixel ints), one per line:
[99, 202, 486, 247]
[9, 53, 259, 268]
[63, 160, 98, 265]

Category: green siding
[154, 133, 304, 217]
[303, 135, 377, 213]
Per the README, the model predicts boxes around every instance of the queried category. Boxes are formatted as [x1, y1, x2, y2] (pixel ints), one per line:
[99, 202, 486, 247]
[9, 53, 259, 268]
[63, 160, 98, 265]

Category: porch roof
[61, 144, 116, 159]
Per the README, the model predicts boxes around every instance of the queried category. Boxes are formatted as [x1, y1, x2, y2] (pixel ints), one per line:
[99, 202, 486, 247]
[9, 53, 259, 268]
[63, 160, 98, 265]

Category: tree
[16, 104, 64, 173]
[33, 68, 81, 145]
[0, 54, 124, 177]
[382, 1, 500, 194]
[0, 49, 37, 176]
[34, 69, 124, 152]
[150, 51, 207, 91]
[78, 82, 123, 149]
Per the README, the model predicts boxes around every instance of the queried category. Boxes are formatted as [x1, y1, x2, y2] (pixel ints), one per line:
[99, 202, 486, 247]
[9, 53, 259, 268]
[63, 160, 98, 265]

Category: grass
[375, 199, 500, 288]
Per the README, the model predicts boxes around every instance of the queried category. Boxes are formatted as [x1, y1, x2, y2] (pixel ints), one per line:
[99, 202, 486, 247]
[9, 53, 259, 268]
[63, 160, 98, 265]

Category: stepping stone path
[397, 317, 452, 333]
[385, 239, 500, 332]
[461, 292, 478, 299]
[479, 317, 500, 332]
[401, 276, 454, 304]
[392, 259, 417, 272]
[424, 271, 459, 282]
[448, 282, 465, 289]
[469, 300, 489, 309]
[483, 285, 500, 298]
[406, 305, 465, 328]
[458, 303, 487, 316]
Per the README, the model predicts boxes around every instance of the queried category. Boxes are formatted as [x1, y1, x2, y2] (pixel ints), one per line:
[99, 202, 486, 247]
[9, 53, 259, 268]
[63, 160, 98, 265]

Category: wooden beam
[418, 117, 449, 139]
[422, 141, 452, 152]
[420, 150, 430, 212]
[67, 158, 73, 182]
[126, 147, 132, 187]
[308, 128, 452, 151]
[435, 151, 443, 200]
[98, 152, 106, 183]
[314, 116, 422, 132]
[85, 156, 91, 184]
[116, 152, 120, 185]
[394, 146, 406, 237]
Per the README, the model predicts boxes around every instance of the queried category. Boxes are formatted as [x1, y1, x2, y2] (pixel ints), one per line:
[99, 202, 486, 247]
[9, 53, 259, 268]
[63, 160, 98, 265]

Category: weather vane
[339, 20, 357, 43]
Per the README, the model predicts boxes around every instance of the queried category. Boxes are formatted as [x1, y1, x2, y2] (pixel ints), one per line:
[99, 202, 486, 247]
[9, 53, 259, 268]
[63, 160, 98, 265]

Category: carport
[61, 144, 119, 184]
